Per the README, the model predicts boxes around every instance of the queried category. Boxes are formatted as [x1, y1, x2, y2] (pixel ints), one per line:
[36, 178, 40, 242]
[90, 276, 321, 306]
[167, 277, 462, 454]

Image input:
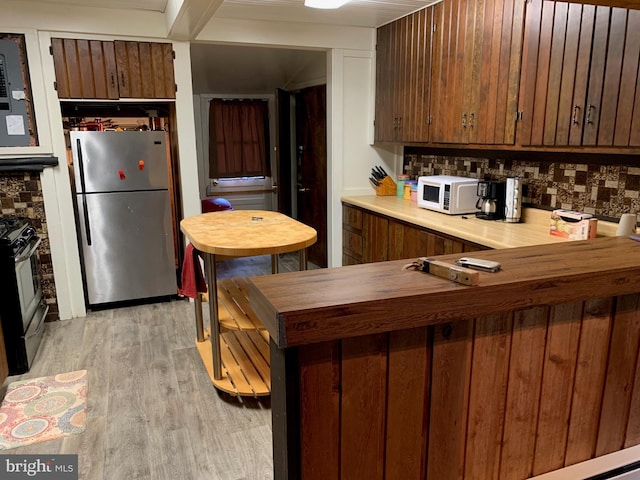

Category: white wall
[1, 8, 403, 317]
[197, 17, 401, 267]
[0, 8, 201, 319]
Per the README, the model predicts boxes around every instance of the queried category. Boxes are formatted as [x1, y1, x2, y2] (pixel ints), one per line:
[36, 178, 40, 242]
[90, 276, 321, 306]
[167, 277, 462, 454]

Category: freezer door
[76, 190, 177, 305]
[71, 130, 169, 193]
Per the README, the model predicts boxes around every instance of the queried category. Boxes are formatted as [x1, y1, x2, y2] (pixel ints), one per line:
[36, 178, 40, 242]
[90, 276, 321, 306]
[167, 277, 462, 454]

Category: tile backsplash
[0, 172, 58, 320]
[404, 152, 640, 221]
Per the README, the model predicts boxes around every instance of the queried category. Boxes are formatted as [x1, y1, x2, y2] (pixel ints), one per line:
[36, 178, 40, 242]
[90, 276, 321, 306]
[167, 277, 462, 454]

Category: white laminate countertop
[341, 195, 619, 249]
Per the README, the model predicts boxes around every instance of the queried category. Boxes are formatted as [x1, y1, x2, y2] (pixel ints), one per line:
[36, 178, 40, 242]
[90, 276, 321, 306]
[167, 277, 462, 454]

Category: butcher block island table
[180, 210, 316, 397]
[246, 236, 640, 480]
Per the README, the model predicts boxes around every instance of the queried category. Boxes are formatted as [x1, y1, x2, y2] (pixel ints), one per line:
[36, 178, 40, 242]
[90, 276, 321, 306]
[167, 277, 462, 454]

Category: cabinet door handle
[398, 117, 402, 130]
[110, 74, 116, 89]
[586, 104, 595, 125]
[462, 113, 467, 128]
[572, 105, 581, 125]
[120, 73, 126, 88]
[469, 113, 474, 129]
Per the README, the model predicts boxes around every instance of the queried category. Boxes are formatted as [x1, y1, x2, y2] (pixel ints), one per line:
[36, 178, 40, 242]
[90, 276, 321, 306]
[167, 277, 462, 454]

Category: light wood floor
[1, 253, 316, 480]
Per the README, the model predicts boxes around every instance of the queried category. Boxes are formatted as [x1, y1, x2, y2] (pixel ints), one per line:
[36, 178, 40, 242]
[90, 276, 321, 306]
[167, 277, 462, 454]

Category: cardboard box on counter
[550, 209, 598, 240]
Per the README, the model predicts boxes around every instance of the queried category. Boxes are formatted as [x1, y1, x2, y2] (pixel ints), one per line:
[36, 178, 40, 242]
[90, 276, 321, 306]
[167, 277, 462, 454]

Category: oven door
[15, 236, 43, 332]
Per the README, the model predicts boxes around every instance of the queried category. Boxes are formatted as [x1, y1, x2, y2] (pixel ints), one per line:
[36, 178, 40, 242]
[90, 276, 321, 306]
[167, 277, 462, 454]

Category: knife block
[375, 176, 397, 196]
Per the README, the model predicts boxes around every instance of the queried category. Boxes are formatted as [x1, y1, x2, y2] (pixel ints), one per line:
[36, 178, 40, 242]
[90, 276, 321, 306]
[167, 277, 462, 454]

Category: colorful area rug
[0, 370, 87, 450]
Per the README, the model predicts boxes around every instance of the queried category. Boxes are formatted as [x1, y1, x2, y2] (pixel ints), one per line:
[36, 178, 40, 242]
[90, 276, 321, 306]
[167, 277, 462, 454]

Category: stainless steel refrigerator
[70, 130, 177, 306]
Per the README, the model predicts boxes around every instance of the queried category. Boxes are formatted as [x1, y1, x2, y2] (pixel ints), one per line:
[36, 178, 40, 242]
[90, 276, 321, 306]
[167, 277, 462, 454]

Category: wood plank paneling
[385, 328, 430, 480]
[499, 307, 548, 480]
[76, 39, 95, 98]
[597, 8, 628, 146]
[555, 2, 582, 145]
[596, 293, 640, 456]
[530, 1, 554, 145]
[51, 38, 70, 98]
[517, 0, 542, 145]
[363, 214, 388, 263]
[464, 313, 512, 480]
[299, 341, 340, 480]
[543, 1, 567, 145]
[565, 297, 614, 466]
[614, 9, 640, 146]
[569, 4, 596, 145]
[532, 301, 583, 476]
[503, 0, 525, 143]
[624, 337, 640, 448]
[581, 6, 610, 145]
[340, 334, 388, 480]
[63, 38, 82, 98]
[427, 320, 473, 480]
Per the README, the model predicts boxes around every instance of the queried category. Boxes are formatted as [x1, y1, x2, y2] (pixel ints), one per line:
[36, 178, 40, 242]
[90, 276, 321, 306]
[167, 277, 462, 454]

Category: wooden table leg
[271, 254, 279, 274]
[204, 253, 222, 380]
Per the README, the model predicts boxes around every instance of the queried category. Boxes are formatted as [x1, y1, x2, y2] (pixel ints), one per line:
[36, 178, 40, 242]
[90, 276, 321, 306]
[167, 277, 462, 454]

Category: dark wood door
[295, 85, 327, 268]
[518, 1, 640, 147]
[51, 38, 119, 99]
[375, 21, 395, 142]
[430, 0, 468, 144]
[471, 0, 525, 144]
[114, 41, 175, 99]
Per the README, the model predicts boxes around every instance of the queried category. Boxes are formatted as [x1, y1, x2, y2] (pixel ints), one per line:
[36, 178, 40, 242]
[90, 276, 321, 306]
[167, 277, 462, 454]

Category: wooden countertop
[248, 236, 640, 348]
[341, 195, 618, 249]
[180, 210, 317, 256]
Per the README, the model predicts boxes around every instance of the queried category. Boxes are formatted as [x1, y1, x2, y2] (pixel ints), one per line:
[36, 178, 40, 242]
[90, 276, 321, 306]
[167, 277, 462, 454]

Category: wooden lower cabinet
[272, 293, 640, 479]
[342, 203, 486, 265]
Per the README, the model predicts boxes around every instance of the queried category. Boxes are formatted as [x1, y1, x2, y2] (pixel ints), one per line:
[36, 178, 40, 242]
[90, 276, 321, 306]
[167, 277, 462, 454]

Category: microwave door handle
[76, 139, 92, 246]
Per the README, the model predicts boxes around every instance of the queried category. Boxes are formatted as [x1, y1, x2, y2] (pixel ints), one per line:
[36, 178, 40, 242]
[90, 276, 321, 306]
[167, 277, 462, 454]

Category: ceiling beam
[165, 0, 224, 40]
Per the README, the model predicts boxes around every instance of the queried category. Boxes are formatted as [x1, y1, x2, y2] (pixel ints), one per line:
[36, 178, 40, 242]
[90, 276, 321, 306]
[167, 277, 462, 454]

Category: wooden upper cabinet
[114, 41, 176, 99]
[51, 38, 118, 99]
[430, 0, 524, 145]
[52, 38, 175, 100]
[518, 1, 640, 147]
[430, 0, 467, 144]
[375, 7, 433, 143]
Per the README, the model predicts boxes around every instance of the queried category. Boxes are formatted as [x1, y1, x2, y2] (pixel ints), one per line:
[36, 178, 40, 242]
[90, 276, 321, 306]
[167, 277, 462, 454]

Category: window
[208, 99, 270, 178]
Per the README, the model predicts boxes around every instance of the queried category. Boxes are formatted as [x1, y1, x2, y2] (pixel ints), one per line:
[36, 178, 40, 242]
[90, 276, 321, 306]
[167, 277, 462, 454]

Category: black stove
[0, 216, 37, 257]
[0, 215, 47, 374]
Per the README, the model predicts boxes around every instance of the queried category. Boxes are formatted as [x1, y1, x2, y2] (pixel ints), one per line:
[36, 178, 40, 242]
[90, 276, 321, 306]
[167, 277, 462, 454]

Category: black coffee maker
[476, 180, 506, 220]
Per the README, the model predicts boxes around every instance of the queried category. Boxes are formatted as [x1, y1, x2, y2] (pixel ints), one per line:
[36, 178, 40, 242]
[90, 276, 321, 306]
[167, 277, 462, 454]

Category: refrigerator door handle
[76, 139, 92, 246]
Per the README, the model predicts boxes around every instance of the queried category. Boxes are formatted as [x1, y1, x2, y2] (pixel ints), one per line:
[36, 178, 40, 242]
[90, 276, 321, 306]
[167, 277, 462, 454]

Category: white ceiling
[20, 0, 437, 94]
[23, 0, 435, 28]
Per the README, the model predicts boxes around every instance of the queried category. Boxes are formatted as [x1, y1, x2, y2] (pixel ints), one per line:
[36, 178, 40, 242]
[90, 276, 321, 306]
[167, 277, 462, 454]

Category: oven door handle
[15, 237, 41, 264]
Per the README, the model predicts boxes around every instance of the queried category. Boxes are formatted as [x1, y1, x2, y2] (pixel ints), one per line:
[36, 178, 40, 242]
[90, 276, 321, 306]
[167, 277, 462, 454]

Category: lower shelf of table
[195, 328, 271, 397]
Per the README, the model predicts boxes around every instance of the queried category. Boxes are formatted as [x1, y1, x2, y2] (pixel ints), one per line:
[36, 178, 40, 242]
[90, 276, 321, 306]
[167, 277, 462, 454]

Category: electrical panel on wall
[0, 39, 30, 147]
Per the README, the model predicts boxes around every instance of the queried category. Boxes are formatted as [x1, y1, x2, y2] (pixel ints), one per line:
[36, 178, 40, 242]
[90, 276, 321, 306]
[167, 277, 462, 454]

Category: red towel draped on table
[179, 243, 207, 298]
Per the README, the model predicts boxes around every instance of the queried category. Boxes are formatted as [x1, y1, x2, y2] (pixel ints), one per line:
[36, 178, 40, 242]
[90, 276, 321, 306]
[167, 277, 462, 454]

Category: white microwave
[417, 175, 479, 214]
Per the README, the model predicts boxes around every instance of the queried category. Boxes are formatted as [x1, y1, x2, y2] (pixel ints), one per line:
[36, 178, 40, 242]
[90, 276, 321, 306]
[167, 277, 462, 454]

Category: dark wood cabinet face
[51, 38, 118, 99]
[375, 8, 432, 143]
[518, 1, 640, 147]
[342, 204, 486, 266]
[52, 38, 175, 100]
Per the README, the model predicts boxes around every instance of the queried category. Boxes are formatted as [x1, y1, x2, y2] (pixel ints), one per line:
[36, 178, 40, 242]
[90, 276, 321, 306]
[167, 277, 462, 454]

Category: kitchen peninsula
[247, 236, 640, 480]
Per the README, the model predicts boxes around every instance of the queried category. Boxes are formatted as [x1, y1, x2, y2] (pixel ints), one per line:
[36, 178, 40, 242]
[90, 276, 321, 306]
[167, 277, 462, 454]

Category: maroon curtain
[208, 99, 270, 178]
